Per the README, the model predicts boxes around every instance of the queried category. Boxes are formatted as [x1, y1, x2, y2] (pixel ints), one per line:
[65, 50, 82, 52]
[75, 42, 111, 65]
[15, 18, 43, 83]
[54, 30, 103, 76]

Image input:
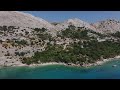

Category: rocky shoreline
[81, 55, 120, 67]
[0, 55, 120, 68]
[24, 55, 120, 68]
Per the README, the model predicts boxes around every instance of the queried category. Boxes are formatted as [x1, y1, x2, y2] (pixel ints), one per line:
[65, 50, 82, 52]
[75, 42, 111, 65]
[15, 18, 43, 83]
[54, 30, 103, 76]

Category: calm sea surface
[0, 59, 120, 79]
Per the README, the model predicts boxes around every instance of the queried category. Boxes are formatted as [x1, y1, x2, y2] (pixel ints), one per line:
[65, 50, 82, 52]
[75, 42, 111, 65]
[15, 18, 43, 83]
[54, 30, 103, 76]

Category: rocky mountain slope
[55, 18, 96, 31]
[0, 11, 55, 29]
[1, 11, 120, 34]
[92, 19, 120, 34]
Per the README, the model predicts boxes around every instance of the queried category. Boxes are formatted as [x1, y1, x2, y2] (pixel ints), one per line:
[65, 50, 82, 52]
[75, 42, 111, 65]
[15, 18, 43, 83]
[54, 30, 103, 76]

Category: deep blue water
[0, 59, 120, 79]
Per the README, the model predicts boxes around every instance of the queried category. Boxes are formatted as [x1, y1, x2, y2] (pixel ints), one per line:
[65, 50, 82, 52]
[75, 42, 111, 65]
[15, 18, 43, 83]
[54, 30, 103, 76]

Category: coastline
[82, 55, 120, 67]
[27, 55, 120, 68]
[1, 55, 120, 68]
[28, 62, 67, 67]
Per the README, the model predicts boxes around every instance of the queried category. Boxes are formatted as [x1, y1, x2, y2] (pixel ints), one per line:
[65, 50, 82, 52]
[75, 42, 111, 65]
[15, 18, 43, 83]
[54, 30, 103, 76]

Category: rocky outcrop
[92, 19, 120, 34]
[55, 18, 96, 31]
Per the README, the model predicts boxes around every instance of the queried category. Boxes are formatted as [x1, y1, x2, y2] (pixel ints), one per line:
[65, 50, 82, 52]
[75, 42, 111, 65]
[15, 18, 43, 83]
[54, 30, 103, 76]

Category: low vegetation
[21, 39, 120, 65]
[1, 24, 120, 66]
[15, 40, 28, 46]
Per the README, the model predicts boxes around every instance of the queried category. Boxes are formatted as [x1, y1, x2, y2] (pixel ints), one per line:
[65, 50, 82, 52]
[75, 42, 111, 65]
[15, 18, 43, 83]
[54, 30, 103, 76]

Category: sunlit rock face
[92, 19, 120, 34]
[0, 11, 55, 29]
[55, 18, 96, 31]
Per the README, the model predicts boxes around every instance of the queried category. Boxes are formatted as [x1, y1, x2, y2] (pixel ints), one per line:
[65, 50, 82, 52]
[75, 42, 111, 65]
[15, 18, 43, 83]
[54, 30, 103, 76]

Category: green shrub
[15, 40, 28, 46]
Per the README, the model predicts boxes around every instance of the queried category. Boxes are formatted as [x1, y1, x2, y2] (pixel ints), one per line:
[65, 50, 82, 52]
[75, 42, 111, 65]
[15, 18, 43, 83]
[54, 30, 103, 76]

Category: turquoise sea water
[1, 59, 120, 79]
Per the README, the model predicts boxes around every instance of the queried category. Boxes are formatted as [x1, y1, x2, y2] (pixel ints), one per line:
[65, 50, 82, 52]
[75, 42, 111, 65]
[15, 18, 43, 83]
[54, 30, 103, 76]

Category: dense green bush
[15, 52, 26, 56]
[58, 27, 105, 40]
[111, 31, 120, 38]
[21, 57, 32, 65]
[2, 26, 7, 31]
[21, 39, 120, 65]
[37, 33, 53, 41]
[15, 40, 28, 46]
[25, 31, 29, 35]
[60, 28, 89, 39]
[34, 28, 47, 32]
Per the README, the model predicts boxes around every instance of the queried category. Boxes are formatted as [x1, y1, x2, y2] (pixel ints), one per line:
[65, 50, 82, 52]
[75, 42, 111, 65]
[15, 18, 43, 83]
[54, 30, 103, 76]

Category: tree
[25, 31, 29, 35]
[111, 31, 120, 38]
[2, 25, 7, 31]
[68, 25, 76, 30]
[8, 26, 15, 31]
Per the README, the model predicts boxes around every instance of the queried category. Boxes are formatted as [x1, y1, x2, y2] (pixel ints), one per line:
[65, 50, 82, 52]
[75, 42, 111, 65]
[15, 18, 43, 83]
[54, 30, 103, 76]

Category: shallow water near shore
[0, 59, 120, 79]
